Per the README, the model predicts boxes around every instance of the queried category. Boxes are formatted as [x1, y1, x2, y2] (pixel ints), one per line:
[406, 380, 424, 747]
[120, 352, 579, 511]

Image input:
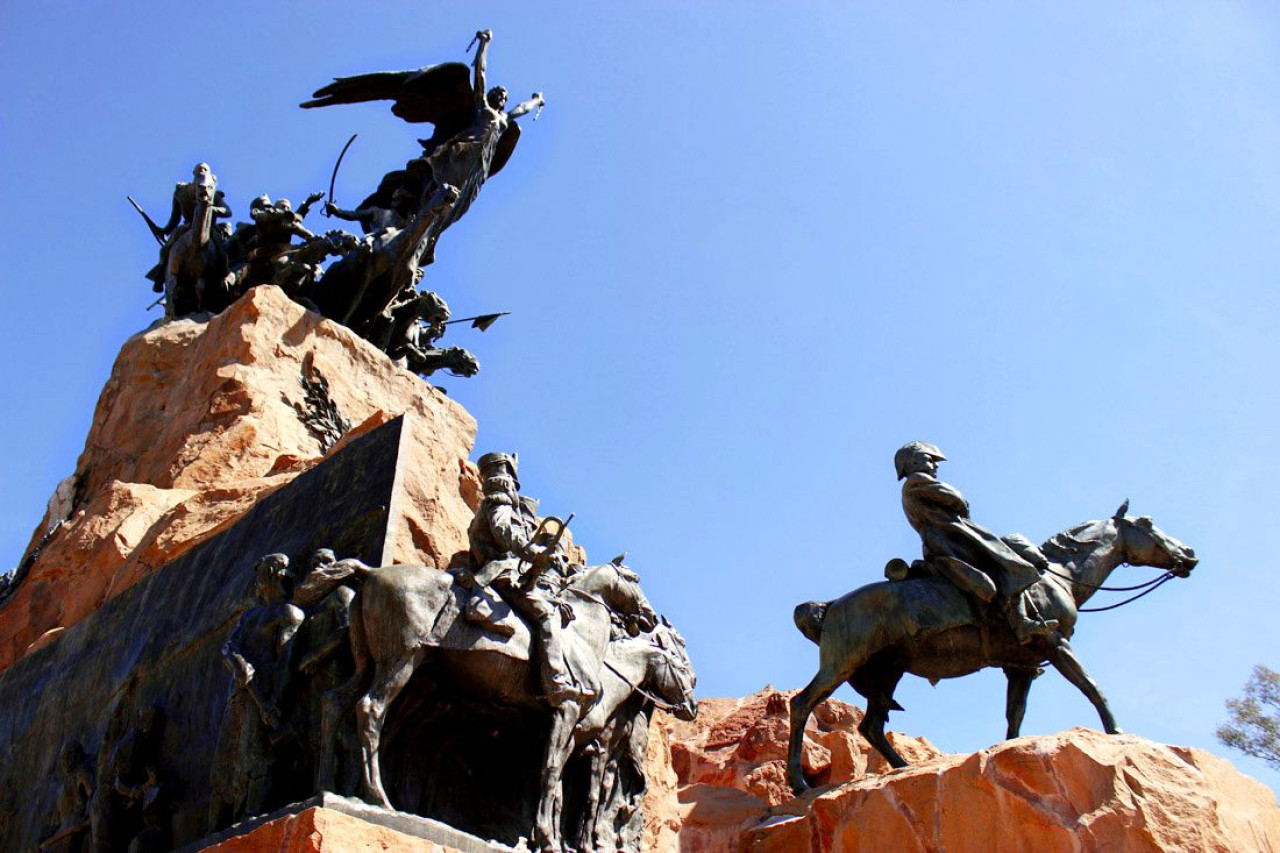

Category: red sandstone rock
[3, 286, 478, 670]
[654, 696, 1280, 853]
[201, 807, 460, 852]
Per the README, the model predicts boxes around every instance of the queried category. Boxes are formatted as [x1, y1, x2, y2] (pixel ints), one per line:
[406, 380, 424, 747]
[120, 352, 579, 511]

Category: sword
[326, 133, 358, 217]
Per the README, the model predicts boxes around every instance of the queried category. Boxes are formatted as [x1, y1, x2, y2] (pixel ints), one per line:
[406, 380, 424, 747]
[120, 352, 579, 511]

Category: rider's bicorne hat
[894, 441, 946, 480]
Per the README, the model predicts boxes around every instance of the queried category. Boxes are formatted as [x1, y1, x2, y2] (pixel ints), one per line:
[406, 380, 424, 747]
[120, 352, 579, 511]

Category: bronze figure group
[81, 20, 1208, 853]
[131, 29, 543, 380]
[201, 451, 695, 853]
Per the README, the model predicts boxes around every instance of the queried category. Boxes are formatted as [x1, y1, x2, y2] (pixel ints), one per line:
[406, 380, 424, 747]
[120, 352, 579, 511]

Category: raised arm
[211, 191, 233, 221]
[324, 202, 365, 224]
[508, 92, 545, 120]
[472, 29, 493, 108]
[297, 191, 325, 220]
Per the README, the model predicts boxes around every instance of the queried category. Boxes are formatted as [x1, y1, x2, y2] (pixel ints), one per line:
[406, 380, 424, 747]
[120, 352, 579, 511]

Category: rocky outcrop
[2, 285, 479, 670]
[649, 689, 1280, 852]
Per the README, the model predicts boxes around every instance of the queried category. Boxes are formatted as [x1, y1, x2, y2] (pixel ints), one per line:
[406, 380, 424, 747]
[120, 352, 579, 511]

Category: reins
[1077, 572, 1176, 612]
[1040, 562, 1178, 613]
[602, 655, 688, 714]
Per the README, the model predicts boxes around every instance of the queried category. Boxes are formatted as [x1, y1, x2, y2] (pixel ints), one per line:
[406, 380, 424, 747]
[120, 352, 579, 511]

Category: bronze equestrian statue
[787, 442, 1198, 795]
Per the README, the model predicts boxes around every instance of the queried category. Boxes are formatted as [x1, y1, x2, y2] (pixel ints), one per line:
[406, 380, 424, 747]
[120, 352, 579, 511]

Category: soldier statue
[323, 187, 416, 235]
[895, 441, 1057, 644]
[224, 192, 325, 294]
[208, 554, 304, 832]
[38, 741, 94, 853]
[465, 452, 582, 703]
[143, 162, 232, 294]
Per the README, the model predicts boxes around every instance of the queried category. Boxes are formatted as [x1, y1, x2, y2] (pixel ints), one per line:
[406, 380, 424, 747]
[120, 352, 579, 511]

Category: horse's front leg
[1049, 638, 1122, 734]
[1003, 666, 1041, 739]
[355, 650, 424, 809]
[534, 700, 579, 853]
[577, 734, 609, 851]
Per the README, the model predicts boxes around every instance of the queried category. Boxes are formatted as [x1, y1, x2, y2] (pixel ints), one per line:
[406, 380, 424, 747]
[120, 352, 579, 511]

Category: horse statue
[575, 618, 697, 851]
[317, 556, 671, 853]
[311, 185, 459, 335]
[786, 502, 1197, 794]
[164, 164, 227, 319]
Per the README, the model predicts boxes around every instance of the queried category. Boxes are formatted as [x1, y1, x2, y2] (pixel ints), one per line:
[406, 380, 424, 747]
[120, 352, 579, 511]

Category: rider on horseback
[895, 441, 1058, 645]
[144, 162, 233, 294]
[465, 451, 583, 703]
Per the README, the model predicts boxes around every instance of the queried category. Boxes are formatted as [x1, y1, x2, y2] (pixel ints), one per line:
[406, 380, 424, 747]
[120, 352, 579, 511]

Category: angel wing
[302, 61, 521, 178]
[302, 62, 474, 133]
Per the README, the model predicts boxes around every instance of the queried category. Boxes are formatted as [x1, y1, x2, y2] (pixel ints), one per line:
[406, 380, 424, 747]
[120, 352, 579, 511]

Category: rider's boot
[1008, 594, 1058, 645]
[539, 620, 587, 704]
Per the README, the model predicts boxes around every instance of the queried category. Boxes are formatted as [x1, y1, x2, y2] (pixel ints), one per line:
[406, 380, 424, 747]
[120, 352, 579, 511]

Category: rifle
[126, 196, 166, 245]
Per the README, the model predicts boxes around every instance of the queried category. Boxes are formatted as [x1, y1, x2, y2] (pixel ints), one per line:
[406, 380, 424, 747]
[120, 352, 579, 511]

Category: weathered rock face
[648, 689, 1280, 852]
[2, 285, 479, 670]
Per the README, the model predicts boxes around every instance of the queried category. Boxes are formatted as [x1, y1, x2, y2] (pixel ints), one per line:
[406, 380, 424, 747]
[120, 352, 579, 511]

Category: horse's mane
[1040, 519, 1112, 564]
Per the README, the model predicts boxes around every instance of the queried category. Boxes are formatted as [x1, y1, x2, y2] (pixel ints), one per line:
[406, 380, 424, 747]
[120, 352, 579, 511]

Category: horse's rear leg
[356, 650, 425, 809]
[788, 666, 849, 794]
[1049, 638, 1121, 734]
[1003, 666, 1042, 739]
[852, 666, 908, 769]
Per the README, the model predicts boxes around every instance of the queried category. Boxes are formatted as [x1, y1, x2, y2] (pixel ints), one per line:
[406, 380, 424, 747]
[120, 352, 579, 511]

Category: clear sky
[3, 2, 1279, 792]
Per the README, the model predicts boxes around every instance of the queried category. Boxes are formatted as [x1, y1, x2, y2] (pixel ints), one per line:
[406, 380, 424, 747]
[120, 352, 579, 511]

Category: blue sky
[3, 2, 1280, 791]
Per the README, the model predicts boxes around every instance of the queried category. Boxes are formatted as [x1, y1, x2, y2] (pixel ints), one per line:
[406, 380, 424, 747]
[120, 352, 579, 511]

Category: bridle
[602, 641, 692, 715]
[1039, 517, 1184, 612]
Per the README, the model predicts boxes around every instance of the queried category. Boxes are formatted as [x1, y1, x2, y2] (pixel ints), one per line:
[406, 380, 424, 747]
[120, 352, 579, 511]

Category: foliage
[1217, 665, 1280, 769]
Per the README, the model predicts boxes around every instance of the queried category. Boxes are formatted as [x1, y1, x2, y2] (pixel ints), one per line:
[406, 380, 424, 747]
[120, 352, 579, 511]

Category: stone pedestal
[187, 794, 515, 853]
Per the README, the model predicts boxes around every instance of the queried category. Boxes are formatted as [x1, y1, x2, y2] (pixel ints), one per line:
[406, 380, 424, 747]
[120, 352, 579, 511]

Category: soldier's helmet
[894, 441, 946, 480]
[250, 194, 271, 211]
[478, 451, 520, 489]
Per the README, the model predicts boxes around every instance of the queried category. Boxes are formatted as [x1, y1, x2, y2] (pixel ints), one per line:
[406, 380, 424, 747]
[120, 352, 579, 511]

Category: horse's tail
[793, 601, 829, 645]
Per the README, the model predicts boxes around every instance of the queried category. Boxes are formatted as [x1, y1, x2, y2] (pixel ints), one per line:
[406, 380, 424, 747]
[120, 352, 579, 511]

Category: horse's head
[578, 558, 659, 634]
[647, 617, 697, 721]
[193, 162, 217, 202]
[443, 347, 480, 378]
[1112, 500, 1198, 578]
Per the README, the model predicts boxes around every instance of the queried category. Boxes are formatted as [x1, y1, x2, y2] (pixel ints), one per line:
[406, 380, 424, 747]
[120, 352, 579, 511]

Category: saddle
[884, 556, 997, 601]
[446, 581, 603, 699]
